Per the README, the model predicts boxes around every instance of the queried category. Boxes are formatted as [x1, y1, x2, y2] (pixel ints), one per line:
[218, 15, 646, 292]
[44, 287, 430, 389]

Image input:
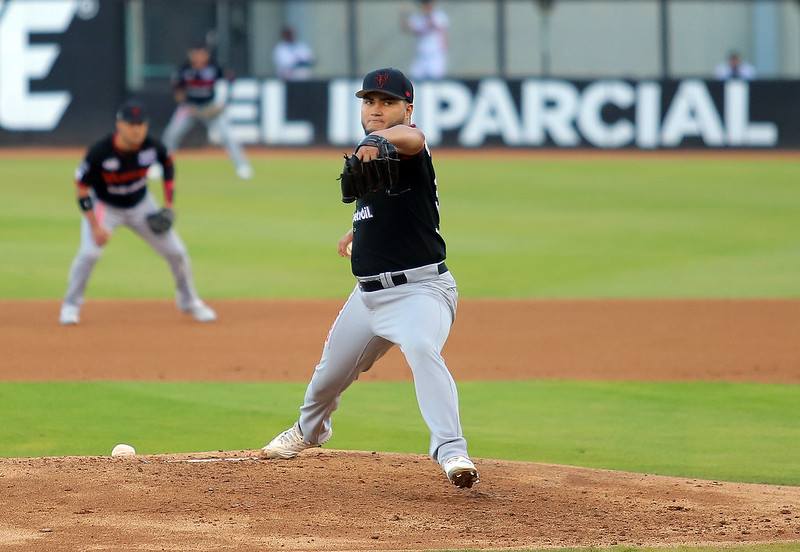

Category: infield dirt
[1, 298, 799, 551]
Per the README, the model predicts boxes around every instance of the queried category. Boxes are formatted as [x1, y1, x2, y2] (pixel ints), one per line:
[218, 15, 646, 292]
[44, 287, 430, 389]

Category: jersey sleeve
[407, 13, 425, 34]
[75, 145, 103, 187]
[156, 142, 175, 181]
[433, 9, 449, 29]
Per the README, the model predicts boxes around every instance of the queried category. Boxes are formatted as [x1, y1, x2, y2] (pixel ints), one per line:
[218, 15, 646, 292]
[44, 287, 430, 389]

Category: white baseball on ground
[111, 443, 136, 457]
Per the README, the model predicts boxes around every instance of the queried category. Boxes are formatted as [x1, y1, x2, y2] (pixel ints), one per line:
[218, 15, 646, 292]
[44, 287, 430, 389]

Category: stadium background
[2, 0, 800, 148]
[1, 1, 799, 550]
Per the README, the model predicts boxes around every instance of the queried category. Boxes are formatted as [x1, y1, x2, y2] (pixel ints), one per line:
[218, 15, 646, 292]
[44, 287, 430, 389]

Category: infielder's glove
[145, 207, 174, 234]
[339, 135, 401, 203]
[196, 103, 225, 120]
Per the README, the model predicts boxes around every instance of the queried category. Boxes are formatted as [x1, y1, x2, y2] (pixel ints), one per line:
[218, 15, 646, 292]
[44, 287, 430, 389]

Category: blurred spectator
[400, 0, 449, 80]
[273, 26, 315, 80]
[715, 51, 756, 81]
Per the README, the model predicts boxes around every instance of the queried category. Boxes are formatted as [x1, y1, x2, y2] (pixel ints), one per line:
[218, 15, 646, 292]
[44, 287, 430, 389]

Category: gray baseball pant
[162, 104, 249, 170]
[63, 192, 200, 309]
[297, 270, 470, 466]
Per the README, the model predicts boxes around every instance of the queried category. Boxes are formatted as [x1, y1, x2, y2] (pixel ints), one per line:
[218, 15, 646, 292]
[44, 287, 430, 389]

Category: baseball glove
[339, 135, 400, 203]
[145, 207, 174, 234]
[196, 103, 225, 120]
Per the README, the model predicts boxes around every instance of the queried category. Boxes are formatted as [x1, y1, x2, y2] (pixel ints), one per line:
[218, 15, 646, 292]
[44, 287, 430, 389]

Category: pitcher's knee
[163, 248, 188, 264]
[401, 340, 441, 366]
[77, 249, 102, 265]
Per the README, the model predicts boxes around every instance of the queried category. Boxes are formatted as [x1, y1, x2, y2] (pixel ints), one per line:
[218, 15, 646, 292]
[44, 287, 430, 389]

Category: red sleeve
[163, 180, 175, 206]
[161, 151, 175, 205]
[161, 153, 175, 181]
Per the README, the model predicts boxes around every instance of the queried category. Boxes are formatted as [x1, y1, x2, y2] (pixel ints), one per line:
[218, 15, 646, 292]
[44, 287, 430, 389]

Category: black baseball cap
[116, 101, 149, 124]
[356, 68, 414, 103]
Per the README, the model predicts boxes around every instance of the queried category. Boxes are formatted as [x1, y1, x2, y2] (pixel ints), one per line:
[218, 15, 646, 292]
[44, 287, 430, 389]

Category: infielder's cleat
[260, 422, 332, 459]
[181, 300, 217, 322]
[236, 164, 254, 180]
[59, 304, 80, 325]
[442, 456, 479, 489]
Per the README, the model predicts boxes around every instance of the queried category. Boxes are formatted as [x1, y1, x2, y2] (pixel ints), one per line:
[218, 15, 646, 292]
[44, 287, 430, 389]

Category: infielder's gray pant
[63, 192, 200, 309]
[298, 270, 469, 466]
[162, 104, 249, 170]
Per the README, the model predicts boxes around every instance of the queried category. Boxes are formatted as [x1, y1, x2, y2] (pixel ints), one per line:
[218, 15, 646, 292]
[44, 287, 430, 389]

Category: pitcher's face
[361, 92, 413, 133]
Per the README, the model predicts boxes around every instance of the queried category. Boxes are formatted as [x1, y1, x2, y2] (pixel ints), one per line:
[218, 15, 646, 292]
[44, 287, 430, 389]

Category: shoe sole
[259, 448, 302, 460]
[449, 468, 479, 489]
[193, 315, 217, 322]
[181, 308, 216, 322]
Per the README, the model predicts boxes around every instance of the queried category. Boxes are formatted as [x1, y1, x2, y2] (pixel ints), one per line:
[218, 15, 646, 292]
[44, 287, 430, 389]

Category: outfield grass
[2, 380, 798, 486]
[1, 154, 798, 299]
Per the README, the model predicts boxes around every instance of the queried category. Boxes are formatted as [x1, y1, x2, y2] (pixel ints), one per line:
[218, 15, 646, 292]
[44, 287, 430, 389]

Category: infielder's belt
[358, 262, 448, 292]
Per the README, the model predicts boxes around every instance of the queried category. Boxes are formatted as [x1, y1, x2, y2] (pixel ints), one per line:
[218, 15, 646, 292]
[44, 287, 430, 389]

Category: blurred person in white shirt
[715, 51, 756, 81]
[273, 26, 315, 81]
[401, 0, 449, 80]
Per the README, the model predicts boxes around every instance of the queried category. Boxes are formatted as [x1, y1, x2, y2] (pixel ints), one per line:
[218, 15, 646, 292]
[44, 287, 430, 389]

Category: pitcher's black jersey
[75, 134, 173, 209]
[350, 144, 446, 277]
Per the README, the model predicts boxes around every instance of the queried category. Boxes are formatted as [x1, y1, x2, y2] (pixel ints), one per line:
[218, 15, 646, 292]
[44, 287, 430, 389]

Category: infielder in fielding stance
[59, 101, 216, 325]
[161, 43, 253, 180]
[261, 68, 478, 489]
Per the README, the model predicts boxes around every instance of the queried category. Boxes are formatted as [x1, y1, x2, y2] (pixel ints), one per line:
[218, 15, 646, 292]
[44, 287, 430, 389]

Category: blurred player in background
[59, 101, 217, 325]
[273, 25, 315, 81]
[400, 0, 449, 80]
[161, 43, 253, 180]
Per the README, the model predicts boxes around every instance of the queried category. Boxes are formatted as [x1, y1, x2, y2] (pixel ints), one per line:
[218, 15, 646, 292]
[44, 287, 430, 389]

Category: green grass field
[2, 154, 799, 299]
[2, 152, 798, 552]
[2, 380, 798, 487]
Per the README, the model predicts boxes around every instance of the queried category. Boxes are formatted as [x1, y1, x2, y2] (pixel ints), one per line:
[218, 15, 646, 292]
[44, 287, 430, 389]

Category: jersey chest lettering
[107, 178, 147, 195]
[138, 148, 157, 166]
[353, 205, 374, 222]
[101, 158, 120, 172]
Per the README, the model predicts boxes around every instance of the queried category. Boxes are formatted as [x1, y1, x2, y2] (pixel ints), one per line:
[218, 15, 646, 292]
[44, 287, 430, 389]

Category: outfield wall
[3, 76, 800, 150]
[1, 0, 799, 149]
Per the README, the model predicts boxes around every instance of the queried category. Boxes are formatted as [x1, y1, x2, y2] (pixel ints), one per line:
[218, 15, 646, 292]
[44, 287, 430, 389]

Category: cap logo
[375, 72, 389, 88]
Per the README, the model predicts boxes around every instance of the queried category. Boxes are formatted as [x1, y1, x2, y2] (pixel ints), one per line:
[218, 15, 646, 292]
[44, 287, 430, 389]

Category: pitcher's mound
[2, 449, 799, 551]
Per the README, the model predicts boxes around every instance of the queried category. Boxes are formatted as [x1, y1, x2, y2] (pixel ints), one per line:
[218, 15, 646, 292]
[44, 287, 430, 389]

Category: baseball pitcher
[260, 68, 478, 489]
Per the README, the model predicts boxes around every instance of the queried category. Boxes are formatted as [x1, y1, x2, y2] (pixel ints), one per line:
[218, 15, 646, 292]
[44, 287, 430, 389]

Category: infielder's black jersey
[350, 144, 446, 277]
[76, 134, 173, 209]
[172, 63, 225, 105]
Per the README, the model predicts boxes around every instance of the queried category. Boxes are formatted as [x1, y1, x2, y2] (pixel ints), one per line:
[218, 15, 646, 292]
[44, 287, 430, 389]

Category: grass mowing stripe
[2, 157, 799, 299]
[460, 380, 800, 485]
[2, 381, 797, 486]
[0, 381, 308, 457]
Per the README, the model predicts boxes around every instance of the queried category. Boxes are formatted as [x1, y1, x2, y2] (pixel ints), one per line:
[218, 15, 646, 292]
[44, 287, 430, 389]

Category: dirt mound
[2, 298, 799, 551]
[2, 450, 799, 551]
